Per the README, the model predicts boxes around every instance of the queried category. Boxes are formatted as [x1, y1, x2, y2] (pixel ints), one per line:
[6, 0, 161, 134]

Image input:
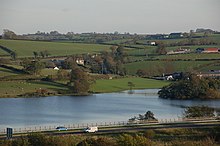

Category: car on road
[84, 126, 98, 133]
[56, 126, 68, 131]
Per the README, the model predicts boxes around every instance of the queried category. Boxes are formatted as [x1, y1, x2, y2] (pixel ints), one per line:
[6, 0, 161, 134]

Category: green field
[90, 77, 169, 93]
[156, 53, 220, 60]
[0, 39, 112, 57]
[0, 80, 68, 97]
[125, 60, 215, 75]
[40, 68, 59, 76]
[0, 77, 169, 97]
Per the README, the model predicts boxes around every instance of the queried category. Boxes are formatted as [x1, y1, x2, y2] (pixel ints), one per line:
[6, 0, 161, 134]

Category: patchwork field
[124, 60, 216, 75]
[0, 39, 112, 57]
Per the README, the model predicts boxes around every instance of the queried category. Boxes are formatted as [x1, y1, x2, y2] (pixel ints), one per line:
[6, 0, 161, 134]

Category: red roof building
[203, 48, 219, 53]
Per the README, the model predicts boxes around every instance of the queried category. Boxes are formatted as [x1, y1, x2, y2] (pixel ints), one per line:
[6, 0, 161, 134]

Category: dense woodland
[158, 73, 220, 99]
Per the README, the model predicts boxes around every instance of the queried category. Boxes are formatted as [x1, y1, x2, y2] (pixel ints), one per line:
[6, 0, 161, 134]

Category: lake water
[0, 89, 220, 129]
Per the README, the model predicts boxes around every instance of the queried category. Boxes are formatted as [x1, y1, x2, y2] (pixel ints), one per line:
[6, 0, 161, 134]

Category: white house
[150, 41, 156, 46]
[53, 67, 59, 70]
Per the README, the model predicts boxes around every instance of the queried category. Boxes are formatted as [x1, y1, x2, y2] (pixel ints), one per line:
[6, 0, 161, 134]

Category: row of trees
[183, 106, 217, 118]
[88, 46, 127, 75]
[167, 38, 217, 47]
[158, 73, 220, 99]
[128, 111, 158, 123]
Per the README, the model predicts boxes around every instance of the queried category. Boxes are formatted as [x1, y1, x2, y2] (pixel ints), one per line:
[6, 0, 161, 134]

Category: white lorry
[84, 126, 98, 133]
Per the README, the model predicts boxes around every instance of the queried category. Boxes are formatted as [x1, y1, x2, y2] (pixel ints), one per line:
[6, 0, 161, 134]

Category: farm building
[202, 48, 219, 53]
[53, 67, 59, 70]
[196, 48, 219, 53]
[197, 72, 220, 78]
[150, 41, 156, 46]
[169, 33, 183, 38]
[76, 58, 84, 65]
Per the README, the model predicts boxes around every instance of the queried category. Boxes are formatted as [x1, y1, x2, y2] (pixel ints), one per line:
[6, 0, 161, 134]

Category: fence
[0, 117, 218, 134]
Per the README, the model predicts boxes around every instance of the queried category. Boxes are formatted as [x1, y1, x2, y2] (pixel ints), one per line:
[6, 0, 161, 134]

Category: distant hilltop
[1, 28, 219, 43]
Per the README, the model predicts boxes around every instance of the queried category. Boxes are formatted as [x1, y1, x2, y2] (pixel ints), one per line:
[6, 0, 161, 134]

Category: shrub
[144, 130, 155, 139]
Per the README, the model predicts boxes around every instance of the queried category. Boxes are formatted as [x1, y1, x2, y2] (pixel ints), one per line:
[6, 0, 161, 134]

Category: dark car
[56, 126, 68, 131]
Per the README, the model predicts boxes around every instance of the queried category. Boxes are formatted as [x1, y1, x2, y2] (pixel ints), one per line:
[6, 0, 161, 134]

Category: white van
[84, 126, 98, 133]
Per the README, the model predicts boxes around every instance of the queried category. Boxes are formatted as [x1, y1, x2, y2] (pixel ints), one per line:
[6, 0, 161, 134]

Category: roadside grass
[90, 77, 169, 93]
[0, 80, 68, 97]
[0, 39, 112, 57]
[125, 60, 216, 75]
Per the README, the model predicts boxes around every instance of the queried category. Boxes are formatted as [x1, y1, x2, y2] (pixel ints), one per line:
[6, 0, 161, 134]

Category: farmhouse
[167, 47, 190, 55]
[153, 72, 183, 80]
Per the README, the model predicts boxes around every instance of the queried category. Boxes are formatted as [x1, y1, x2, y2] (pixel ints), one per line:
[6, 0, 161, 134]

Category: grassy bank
[90, 77, 170, 93]
[0, 80, 69, 98]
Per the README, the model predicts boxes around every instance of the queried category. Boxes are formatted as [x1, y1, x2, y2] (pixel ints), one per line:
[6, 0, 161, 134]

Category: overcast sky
[0, 0, 220, 34]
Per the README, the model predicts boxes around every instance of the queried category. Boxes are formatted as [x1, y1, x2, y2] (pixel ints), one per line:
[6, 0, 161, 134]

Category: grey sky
[0, 0, 219, 34]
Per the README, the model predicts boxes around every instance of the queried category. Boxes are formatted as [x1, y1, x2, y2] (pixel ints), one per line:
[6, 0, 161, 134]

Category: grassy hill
[0, 39, 112, 58]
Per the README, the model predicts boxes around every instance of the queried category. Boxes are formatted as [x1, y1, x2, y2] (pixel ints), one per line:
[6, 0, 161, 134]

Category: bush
[169, 137, 215, 146]
[27, 133, 48, 146]
[144, 130, 155, 139]
[183, 106, 215, 118]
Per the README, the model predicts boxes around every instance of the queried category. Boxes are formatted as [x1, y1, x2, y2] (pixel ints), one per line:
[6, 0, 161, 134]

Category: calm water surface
[0, 89, 220, 128]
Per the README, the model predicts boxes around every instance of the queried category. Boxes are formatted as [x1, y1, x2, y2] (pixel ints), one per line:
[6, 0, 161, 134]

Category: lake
[0, 89, 220, 129]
